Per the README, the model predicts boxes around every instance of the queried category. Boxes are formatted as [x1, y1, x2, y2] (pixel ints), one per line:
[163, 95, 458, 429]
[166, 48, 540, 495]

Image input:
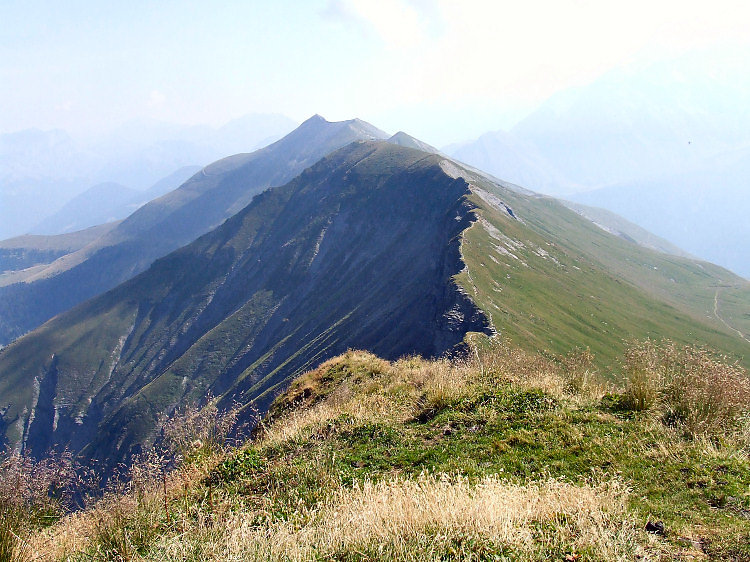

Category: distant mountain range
[0, 113, 297, 239]
[30, 166, 201, 235]
[447, 51, 750, 277]
[0, 223, 117, 277]
[571, 147, 750, 277]
[0, 117, 747, 471]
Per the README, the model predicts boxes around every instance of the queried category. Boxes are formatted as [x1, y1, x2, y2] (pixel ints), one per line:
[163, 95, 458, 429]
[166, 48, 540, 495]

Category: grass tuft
[622, 340, 750, 436]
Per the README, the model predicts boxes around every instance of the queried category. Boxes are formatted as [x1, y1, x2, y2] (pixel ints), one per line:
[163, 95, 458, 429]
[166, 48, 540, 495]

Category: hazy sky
[2, 0, 750, 146]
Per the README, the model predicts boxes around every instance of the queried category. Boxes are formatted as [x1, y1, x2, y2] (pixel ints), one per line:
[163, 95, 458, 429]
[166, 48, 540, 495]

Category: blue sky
[2, 0, 750, 146]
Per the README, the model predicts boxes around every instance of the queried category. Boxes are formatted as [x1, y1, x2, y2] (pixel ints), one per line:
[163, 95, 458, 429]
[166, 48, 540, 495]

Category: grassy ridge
[3, 143, 750, 486]
[13, 341, 750, 560]
[457, 171, 750, 369]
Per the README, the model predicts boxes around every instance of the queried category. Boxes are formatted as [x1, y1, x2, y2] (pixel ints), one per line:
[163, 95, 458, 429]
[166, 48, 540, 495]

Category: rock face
[0, 116, 387, 345]
[0, 141, 491, 469]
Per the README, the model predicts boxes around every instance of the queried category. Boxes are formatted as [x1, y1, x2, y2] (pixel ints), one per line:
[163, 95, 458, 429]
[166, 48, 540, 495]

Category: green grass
[226, 389, 750, 544]
[221, 355, 749, 559]
[458, 176, 750, 370]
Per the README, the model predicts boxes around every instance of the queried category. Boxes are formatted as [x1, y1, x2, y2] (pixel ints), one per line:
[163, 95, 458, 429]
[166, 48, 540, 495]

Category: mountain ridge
[0, 116, 388, 345]
[1, 122, 749, 475]
[0, 141, 489, 467]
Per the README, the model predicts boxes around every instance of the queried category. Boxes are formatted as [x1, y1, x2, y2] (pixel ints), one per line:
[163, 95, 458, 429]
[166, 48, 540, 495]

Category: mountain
[446, 50, 750, 276]
[31, 166, 201, 236]
[30, 183, 139, 235]
[447, 164, 750, 366]
[0, 116, 387, 344]
[0, 129, 95, 240]
[387, 131, 439, 153]
[561, 201, 692, 258]
[210, 113, 299, 157]
[0, 223, 118, 280]
[0, 137, 748, 471]
[0, 114, 298, 239]
[137, 166, 204, 202]
[448, 129, 565, 195]
[509, 51, 750, 192]
[92, 113, 299, 190]
[571, 147, 750, 278]
[0, 141, 488, 465]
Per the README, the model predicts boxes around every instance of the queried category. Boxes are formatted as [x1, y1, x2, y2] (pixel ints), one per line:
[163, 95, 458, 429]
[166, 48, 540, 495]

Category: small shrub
[561, 347, 606, 399]
[0, 450, 82, 561]
[621, 340, 750, 436]
[659, 343, 750, 435]
[161, 399, 243, 460]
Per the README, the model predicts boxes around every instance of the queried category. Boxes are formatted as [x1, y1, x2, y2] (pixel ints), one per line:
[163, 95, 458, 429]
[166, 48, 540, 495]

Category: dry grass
[622, 340, 750, 436]
[18, 340, 750, 561]
[24, 401, 237, 561]
[27, 458, 227, 562]
[153, 474, 651, 561]
[259, 351, 473, 446]
[0, 451, 84, 562]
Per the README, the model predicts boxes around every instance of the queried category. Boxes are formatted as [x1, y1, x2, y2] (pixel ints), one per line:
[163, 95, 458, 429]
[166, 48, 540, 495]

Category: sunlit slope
[2, 138, 749, 468]
[453, 166, 750, 367]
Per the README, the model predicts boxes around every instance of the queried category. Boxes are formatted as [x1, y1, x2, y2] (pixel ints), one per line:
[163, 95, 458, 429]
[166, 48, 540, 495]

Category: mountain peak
[303, 113, 329, 125]
[387, 131, 439, 154]
[0, 140, 487, 469]
[276, 116, 387, 148]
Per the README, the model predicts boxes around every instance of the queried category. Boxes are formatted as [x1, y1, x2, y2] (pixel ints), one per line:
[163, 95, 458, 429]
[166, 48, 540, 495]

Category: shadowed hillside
[1, 132, 748, 474]
[0, 141, 489, 468]
[0, 116, 386, 344]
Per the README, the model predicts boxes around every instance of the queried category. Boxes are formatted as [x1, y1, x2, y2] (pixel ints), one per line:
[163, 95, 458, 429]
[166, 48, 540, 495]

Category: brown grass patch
[152, 474, 652, 561]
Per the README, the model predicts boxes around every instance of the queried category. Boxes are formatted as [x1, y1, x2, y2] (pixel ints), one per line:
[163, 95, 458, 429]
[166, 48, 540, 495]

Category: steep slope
[447, 165, 750, 366]
[0, 141, 488, 466]
[2, 134, 749, 472]
[446, 52, 750, 277]
[0, 116, 387, 344]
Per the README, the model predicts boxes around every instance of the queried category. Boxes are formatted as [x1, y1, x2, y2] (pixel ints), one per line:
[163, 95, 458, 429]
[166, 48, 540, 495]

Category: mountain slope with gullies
[0, 141, 489, 467]
[0, 116, 386, 345]
[1, 132, 749, 472]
